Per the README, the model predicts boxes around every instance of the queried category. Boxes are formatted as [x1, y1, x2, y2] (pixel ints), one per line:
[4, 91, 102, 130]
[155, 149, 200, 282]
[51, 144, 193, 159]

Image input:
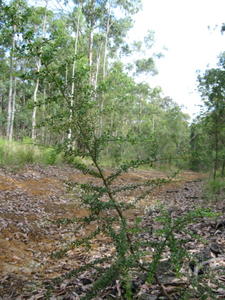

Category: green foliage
[135, 57, 157, 75]
[42, 147, 60, 165]
[49, 162, 218, 299]
[26, 17, 204, 296]
[146, 207, 217, 283]
[0, 0, 190, 167]
[195, 52, 225, 177]
[189, 121, 209, 171]
[0, 138, 34, 166]
[38, 57, 213, 295]
[203, 177, 225, 202]
[0, 138, 62, 167]
[0, 1, 212, 298]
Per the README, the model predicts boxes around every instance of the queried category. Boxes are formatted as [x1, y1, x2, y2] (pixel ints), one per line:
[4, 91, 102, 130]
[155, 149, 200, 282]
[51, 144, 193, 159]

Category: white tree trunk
[94, 49, 101, 90]
[31, 0, 48, 141]
[9, 77, 17, 141]
[103, 2, 111, 79]
[99, 1, 112, 136]
[7, 24, 16, 141]
[68, 7, 81, 144]
[88, 28, 94, 84]
[41, 86, 46, 143]
[7, 73, 13, 140]
[31, 64, 40, 140]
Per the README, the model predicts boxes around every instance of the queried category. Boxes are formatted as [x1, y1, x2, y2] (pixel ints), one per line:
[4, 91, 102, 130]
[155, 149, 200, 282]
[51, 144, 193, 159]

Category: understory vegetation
[0, 0, 225, 299]
[0, 138, 63, 166]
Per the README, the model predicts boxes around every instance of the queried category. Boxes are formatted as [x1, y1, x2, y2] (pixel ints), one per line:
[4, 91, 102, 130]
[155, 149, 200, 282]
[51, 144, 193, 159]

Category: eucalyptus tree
[71, 0, 141, 78]
[21, 6, 76, 143]
[99, 61, 137, 138]
[130, 94, 190, 166]
[189, 118, 212, 172]
[0, 0, 32, 141]
[71, 0, 107, 83]
[65, 5, 84, 144]
[49, 0, 142, 147]
[0, 38, 9, 135]
[197, 52, 225, 177]
[27, 3, 52, 140]
[161, 99, 189, 166]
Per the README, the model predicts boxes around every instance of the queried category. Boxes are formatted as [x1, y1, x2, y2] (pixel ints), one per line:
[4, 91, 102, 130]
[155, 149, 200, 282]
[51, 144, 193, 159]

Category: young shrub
[203, 177, 225, 202]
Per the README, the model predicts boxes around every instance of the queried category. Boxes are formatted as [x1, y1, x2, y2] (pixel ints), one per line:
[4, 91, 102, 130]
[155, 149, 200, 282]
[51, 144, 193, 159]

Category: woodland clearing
[0, 165, 225, 299]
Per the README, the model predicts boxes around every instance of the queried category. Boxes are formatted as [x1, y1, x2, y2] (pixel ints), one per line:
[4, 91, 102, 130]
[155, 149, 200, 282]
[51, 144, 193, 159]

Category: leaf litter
[0, 165, 224, 299]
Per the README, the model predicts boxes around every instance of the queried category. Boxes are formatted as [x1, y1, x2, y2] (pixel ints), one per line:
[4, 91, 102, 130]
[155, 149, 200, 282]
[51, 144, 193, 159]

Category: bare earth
[0, 165, 224, 299]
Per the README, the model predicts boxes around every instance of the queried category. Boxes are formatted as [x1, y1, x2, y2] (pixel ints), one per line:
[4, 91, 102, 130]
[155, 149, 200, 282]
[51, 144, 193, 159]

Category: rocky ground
[0, 164, 224, 299]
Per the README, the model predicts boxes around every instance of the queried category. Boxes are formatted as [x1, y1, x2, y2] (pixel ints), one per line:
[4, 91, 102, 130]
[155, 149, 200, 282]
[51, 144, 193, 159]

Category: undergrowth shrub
[44, 136, 217, 298]
[39, 56, 219, 299]
[42, 147, 62, 165]
[0, 138, 63, 166]
[203, 177, 225, 202]
[48, 171, 217, 299]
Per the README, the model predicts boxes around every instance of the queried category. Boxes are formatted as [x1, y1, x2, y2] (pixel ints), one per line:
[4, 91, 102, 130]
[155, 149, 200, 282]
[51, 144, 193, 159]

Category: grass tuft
[0, 138, 63, 167]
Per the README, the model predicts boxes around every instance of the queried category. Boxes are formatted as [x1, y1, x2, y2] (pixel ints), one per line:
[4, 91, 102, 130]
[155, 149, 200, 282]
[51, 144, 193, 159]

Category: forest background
[0, 1, 225, 299]
[0, 0, 224, 178]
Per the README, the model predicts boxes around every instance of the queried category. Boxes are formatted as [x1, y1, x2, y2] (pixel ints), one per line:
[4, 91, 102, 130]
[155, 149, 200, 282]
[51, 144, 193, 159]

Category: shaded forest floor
[0, 165, 225, 299]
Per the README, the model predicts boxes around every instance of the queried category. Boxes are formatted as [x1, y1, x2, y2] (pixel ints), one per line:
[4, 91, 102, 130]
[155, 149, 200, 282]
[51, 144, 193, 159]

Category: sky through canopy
[130, 0, 225, 118]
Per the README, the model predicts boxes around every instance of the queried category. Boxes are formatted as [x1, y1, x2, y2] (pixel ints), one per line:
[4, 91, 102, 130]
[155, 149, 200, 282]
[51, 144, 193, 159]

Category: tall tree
[197, 52, 225, 178]
[1, 0, 31, 141]
[29, 3, 50, 140]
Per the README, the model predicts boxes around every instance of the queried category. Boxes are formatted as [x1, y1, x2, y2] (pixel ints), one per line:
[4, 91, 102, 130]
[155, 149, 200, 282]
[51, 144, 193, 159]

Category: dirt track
[0, 165, 208, 298]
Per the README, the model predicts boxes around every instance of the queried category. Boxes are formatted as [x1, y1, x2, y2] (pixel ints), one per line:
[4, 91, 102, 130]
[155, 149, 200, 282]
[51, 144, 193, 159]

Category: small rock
[80, 278, 92, 285]
[216, 220, 225, 230]
[210, 242, 223, 256]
